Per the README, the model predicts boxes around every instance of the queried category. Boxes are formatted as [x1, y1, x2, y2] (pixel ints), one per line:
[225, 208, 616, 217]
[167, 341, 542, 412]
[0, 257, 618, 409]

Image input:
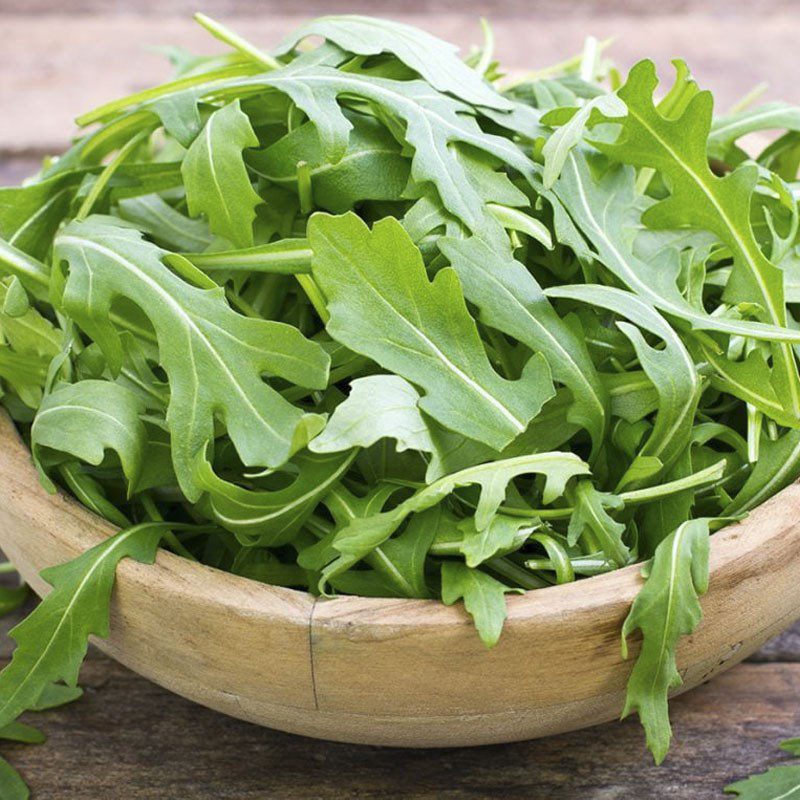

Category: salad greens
[2, 12, 800, 791]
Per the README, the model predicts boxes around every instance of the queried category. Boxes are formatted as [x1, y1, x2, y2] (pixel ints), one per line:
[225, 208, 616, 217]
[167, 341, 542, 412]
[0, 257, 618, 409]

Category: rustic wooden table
[2, 4, 800, 797]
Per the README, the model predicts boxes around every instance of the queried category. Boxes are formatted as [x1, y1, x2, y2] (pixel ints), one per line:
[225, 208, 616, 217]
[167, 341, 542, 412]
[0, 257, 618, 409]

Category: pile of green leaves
[3, 13, 800, 792]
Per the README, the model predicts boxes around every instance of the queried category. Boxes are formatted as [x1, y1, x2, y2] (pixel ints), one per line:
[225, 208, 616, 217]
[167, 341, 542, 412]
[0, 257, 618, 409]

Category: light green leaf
[596, 61, 800, 419]
[182, 100, 262, 247]
[322, 452, 589, 587]
[440, 236, 607, 454]
[621, 518, 711, 764]
[0, 523, 174, 730]
[53, 216, 329, 499]
[194, 449, 356, 546]
[116, 194, 213, 252]
[310, 375, 434, 455]
[441, 561, 522, 647]
[547, 284, 700, 487]
[0, 757, 28, 800]
[309, 212, 554, 450]
[31, 380, 147, 491]
[458, 514, 536, 567]
[725, 763, 800, 798]
[247, 113, 410, 214]
[275, 15, 511, 111]
[567, 480, 629, 567]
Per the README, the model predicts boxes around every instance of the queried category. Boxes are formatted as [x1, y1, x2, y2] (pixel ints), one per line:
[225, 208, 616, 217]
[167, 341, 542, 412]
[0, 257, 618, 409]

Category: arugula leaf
[441, 561, 522, 647]
[726, 764, 800, 799]
[0, 523, 176, 730]
[597, 61, 800, 419]
[322, 452, 590, 587]
[31, 380, 147, 492]
[53, 216, 329, 498]
[309, 375, 434, 455]
[0, 757, 28, 800]
[181, 100, 262, 247]
[275, 15, 512, 111]
[440, 236, 608, 455]
[621, 518, 711, 764]
[309, 212, 554, 450]
[194, 449, 356, 546]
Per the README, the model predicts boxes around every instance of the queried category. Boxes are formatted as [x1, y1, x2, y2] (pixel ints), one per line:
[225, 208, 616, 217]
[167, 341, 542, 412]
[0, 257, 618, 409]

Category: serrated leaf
[621, 518, 711, 764]
[310, 375, 434, 455]
[194, 449, 355, 546]
[309, 212, 554, 450]
[182, 100, 262, 247]
[322, 452, 589, 587]
[726, 764, 800, 798]
[0, 523, 173, 730]
[596, 61, 800, 419]
[440, 235, 608, 455]
[53, 216, 329, 499]
[441, 561, 522, 647]
[567, 480, 629, 566]
[275, 15, 511, 111]
[247, 113, 410, 214]
[31, 380, 147, 491]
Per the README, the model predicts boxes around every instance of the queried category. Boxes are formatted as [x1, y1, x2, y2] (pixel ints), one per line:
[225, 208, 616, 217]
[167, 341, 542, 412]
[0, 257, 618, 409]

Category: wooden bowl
[1, 410, 799, 748]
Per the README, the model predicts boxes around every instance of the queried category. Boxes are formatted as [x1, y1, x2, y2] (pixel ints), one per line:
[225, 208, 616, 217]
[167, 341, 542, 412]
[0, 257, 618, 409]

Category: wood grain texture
[2, 403, 800, 750]
[2, 12, 800, 154]
[0, 655, 798, 799]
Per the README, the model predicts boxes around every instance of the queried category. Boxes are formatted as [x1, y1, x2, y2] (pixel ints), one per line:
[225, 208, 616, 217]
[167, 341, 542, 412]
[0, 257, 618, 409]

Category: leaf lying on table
[4, 12, 800, 788]
[726, 739, 800, 798]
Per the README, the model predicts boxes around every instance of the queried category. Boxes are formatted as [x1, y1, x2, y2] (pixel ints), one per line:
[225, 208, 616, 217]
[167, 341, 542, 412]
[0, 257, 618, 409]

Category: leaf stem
[194, 13, 283, 71]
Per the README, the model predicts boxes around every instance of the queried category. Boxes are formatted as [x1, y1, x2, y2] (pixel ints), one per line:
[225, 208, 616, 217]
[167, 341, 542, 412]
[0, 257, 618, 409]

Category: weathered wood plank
[0, 657, 797, 799]
[1, 13, 800, 154]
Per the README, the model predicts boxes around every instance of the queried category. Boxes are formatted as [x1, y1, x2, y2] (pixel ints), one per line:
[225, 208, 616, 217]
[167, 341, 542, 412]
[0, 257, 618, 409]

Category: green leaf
[458, 514, 536, 567]
[0, 171, 82, 261]
[322, 452, 589, 587]
[596, 61, 800, 419]
[0, 757, 28, 800]
[53, 216, 329, 498]
[725, 429, 800, 515]
[441, 561, 522, 647]
[0, 586, 28, 619]
[621, 518, 711, 764]
[725, 764, 800, 798]
[552, 148, 800, 345]
[309, 375, 434, 455]
[567, 480, 629, 566]
[440, 236, 608, 454]
[0, 722, 44, 745]
[116, 194, 213, 252]
[275, 15, 512, 111]
[547, 284, 700, 487]
[247, 113, 410, 214]
[31, 380, 147, 491]
[193, 449, 356, 546]
[182, 100, 262, 247]
[0, 523, 173, 730]
[309, 212, 554, 451]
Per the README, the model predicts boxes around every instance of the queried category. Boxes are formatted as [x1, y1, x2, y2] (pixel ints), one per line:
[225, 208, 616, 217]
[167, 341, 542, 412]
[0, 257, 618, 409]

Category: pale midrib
[60, 235, 286, 444]
[626, 105, 800, 415]
[0, 526, 148, 724]
[320, 231, 526, 434]
[34, 403, 140, 447]
[562, 154, 800, 344]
